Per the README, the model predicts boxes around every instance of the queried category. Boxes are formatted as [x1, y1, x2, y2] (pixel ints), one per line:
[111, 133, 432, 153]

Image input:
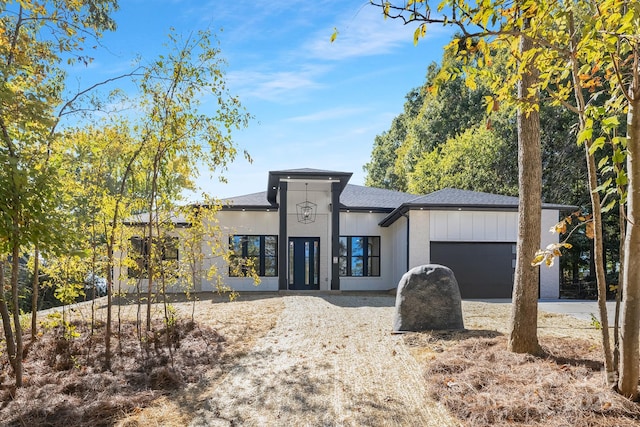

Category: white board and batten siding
[340, 212, 397, 291]
[206, 210, 280, 292]
[540, 209, 562, 298]
[408, 209, 560, 299]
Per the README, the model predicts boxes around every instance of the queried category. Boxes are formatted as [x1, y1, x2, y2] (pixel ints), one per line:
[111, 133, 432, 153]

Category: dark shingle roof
[379, 187, 575, 226]
[220, 184, 575, 224]
[340, 184, 416, 210]
[221, 191, 271, 208]
[408, 188, 520, 207]
[221, 184, 415, 211]
[406, 187, 570, 209]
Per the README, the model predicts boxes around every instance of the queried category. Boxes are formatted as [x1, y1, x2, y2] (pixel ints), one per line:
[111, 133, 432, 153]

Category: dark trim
[278, 182, 288, 290]
[267, 169, 352, 205]
[337, 236, 381, 277]
[228, 235, 278, 277]
[340, 207, 394, 214]
[123, 221, 191, 228]
[331, 181, 340, 290]
[221, 205, 275, 211]
[403, 213, 410, 272]
[288, 236, 321, 290]
[379, 203, 577, 227]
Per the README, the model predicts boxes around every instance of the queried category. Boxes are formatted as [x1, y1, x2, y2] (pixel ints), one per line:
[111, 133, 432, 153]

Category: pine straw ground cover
[0, 293, 284, 427]
[405, 301, 640, 427]
[3, 296, 640, 426]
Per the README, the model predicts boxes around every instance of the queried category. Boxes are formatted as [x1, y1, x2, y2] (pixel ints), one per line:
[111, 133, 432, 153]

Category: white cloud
[227, 65, 330, 102]
[306, 4, 451, 61]
[285, 106, 370, 123]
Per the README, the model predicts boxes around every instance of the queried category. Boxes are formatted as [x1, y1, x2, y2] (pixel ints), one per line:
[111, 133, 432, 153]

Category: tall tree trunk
[0, 258, 17, 373]
[508, 27, 542, 355]
[105, 241, 114, 369]
[146, 203, 154, 332]
[146, 154, 161, 332]
[583, 142, 615, 384]
[614, 203, 625, 372]
[619, 86, 640, 399]
[10, 240, 23, 386]
[90, 224, 96, 336]
[566, 9, 615, 384]
[31, 244, 39, 341]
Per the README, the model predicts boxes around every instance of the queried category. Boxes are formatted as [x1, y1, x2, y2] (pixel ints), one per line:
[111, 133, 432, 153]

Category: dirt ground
[120, 294, 640, 426]
[188, 294, 454, 426]
[2, 293, 640, 426]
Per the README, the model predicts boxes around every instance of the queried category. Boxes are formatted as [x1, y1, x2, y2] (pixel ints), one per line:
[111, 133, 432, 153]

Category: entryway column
[278, 181, 288, 290]
[331, 181, 340, 290]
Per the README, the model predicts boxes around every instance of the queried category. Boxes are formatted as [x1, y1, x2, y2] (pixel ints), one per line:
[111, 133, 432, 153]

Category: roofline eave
[266, 170, 353, 204]
[379, 203, 578, 227]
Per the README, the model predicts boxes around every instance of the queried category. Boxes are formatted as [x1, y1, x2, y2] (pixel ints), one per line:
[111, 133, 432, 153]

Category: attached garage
[380, 188, 571, 299]
[430, 242, 516, 299]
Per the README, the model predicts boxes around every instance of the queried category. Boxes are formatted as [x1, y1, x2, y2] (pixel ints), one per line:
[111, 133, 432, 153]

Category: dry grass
[404, 301, 640, 427]
[0, 293, 284, 427]
[2, 295, 640, 426]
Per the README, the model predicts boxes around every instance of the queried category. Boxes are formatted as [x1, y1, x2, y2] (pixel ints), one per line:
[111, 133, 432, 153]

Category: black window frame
[229, 235, 278, 277]
[128, 235, 179, 279]
[338, 236, 381, 277]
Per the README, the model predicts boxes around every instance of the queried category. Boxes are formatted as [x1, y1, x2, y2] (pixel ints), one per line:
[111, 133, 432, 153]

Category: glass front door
[288, 237, 320, 290]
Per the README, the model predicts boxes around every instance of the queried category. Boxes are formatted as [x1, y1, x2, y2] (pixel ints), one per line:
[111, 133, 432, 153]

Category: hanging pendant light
[296, 183, 316, 224]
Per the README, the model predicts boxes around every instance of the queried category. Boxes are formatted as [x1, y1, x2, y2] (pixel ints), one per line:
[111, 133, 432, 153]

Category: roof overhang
[379, 202, 577, 227]
[266, 169, 352, 205]
[221, 205, 276, 212]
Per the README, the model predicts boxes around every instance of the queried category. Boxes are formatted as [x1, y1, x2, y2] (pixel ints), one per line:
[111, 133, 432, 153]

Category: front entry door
[289, 237, 320, 290]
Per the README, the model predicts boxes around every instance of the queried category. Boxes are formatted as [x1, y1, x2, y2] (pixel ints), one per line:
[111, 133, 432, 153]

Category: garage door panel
[430, 242, 515, 299]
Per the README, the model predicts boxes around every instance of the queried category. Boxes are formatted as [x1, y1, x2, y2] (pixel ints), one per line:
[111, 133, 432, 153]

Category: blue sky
[82, 1, 454, 199]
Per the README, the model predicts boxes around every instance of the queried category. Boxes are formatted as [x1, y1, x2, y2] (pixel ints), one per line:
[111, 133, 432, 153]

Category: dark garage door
[430, 242, 516, 299]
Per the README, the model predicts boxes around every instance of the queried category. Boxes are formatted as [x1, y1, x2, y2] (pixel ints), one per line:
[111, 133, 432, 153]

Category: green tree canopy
[409, 124, 518, 195]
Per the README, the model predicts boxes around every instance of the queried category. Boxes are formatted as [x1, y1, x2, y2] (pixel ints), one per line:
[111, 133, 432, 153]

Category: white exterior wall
[408, 210, 431, 269]
[388, 216, 409, 288]
[429, 210, 518, 241]
[207, 210, 280, 292]
[113, 200, 561, 297]
[339, 212, 395, 291]
[408, 208, 560, 298]
[540, 209, 561, 298]
[285, 186, 332, 290]
[113, 227, 190, 294]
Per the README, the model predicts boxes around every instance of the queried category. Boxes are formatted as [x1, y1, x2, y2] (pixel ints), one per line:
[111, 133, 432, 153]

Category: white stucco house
[116, 168, 572, 299]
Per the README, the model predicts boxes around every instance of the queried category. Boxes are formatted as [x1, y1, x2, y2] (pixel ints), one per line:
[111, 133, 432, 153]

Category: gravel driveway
[190, 295, 455, 426]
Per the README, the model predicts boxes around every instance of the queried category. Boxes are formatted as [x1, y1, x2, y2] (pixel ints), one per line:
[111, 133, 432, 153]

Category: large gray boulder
[393, 264, 464, 332]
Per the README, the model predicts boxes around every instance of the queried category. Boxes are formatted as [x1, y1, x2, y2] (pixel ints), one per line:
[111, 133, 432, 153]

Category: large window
[229, 235, 278, 277]
[338, 236, 380, 277]
[128, 236, 179, 279]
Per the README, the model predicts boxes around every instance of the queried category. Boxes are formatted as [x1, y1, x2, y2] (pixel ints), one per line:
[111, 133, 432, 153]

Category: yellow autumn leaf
[531, 252, 545, 266]
[586, 221, 595, 239]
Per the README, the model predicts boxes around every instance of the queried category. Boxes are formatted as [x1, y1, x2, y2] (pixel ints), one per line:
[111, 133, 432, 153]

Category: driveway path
[190, 295, 454, 426]
[476, 298, 618, 322]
